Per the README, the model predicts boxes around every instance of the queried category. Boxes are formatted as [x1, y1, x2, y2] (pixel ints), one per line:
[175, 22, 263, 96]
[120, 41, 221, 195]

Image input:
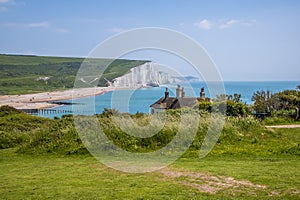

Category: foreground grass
[174, 155, 300, 198]
[1, 148, 299, 199]
[1, 109, 299, 199]
[0, 148, 203, 199]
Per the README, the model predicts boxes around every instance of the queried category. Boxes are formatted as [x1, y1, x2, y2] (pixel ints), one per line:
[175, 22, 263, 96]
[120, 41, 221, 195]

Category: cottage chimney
[165, 88, 169, 99]
[181, 87, 185, 98]
[200, 87, 205, 99]
[176, 85, 181, 98]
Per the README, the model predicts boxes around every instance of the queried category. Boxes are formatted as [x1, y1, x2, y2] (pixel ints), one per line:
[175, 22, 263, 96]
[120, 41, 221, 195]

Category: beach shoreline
[0, 86, 141, 110]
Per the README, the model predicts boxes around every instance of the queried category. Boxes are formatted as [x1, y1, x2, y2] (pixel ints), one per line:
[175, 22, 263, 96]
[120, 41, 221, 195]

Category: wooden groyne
[18, 101, 87, 115]
[19, 108, 73, 115]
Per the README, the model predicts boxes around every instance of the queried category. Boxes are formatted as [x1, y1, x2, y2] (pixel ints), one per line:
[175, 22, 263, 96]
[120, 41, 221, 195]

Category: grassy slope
[0, 109, 299, 199]
[1, 150, 299, 199]
[0, 54, 148, 94]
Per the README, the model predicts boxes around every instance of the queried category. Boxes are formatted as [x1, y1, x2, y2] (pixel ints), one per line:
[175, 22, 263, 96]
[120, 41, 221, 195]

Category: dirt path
[265, 124, 300, 129]
[159, 168, 267, 195]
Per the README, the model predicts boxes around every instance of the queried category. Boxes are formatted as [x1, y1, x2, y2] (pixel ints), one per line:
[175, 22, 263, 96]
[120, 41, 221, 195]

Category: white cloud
[0, 0, 16, 5]
[26, 21, 50, 29]
[194, 19, 213, 30]
[0, 0, 20, 12]
[0, 0, 11, 3]
[241, 19, 257, 26]
[194, 19, 257, 30]
[219, 19, 238, 29]
[0, 0, 12, 12]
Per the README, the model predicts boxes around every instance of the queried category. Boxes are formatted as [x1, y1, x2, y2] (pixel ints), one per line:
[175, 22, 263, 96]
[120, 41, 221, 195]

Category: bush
[0, 105, 22, 117]
[195, 100, 251, 117]
[0, 131, 15, 149]
[262, 116, 294, 125]
[17, 119, 88, 155]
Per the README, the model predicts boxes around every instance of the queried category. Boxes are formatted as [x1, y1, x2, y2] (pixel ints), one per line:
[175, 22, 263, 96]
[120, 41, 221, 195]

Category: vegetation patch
[1, 106, 299, 158]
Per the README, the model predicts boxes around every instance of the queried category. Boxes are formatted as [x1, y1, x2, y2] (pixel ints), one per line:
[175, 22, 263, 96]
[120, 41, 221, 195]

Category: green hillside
[0, 54, 149, 95]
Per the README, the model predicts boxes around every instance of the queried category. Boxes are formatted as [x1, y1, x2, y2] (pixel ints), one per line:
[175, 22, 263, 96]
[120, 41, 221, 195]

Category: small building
[150, 85, 210, 114]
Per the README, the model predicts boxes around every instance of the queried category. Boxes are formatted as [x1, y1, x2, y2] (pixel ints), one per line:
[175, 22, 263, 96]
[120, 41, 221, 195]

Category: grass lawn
[1, 148, 299, 199]
[0, 110, 299, 199]
[0, 149, 200, 199]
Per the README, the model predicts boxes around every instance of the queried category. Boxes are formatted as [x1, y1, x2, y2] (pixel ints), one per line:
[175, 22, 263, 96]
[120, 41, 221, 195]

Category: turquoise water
[36, 81, 299, 118]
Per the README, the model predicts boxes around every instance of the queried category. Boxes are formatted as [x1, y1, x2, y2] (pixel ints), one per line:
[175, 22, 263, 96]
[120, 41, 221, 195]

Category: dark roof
[150, 97, 178, 109]
[150, 97, 198, 109]
[171, 97, 198, 109]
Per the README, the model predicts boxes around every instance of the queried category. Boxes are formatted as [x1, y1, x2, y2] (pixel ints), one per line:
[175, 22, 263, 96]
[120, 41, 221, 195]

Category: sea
[36, 81, 299, 119]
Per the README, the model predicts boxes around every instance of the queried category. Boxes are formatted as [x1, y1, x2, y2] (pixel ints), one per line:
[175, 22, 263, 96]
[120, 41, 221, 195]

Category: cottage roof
[150, 97, 178, 109]
[171, 97, 198, 109]
[150, 86, 210, 111]
[150, 96, 197, 109]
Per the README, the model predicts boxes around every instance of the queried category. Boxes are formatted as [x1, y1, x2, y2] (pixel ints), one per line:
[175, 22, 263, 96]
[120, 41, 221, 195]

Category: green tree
[225, 100, 251, 117]
[277, 90, 300, 109]
[252, 89, 300, 116]
[195, 101, 212, 112]
[251, 90, 273, 113]
[232, 93, 242, 103]
[226, 93, 242, 102]
[197, 95, 251, 116]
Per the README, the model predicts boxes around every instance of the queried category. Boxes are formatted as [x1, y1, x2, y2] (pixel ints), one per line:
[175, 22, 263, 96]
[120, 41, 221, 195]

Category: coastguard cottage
[150, 85, 210, 114]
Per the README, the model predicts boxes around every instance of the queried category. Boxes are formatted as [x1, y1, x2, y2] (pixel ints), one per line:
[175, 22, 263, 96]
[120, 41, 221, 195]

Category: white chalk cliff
[111, 62, 182, 87]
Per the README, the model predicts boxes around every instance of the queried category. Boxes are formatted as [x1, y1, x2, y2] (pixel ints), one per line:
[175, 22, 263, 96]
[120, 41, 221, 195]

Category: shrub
[0, 105, 22, 117]
[262, 116, 294, 125]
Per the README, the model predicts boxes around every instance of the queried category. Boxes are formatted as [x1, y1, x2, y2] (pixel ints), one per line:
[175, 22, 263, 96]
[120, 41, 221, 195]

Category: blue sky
[1, 0, 300, 81]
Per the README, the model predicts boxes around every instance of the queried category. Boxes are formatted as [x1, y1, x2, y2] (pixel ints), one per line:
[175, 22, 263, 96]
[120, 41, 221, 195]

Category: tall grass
[1, 106, 299, 157]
